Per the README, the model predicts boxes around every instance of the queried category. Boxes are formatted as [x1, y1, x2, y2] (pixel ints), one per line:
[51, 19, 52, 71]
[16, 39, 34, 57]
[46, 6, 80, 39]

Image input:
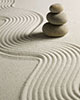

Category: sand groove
[0, 0, 80, 100]
[0, 0, 15, 9]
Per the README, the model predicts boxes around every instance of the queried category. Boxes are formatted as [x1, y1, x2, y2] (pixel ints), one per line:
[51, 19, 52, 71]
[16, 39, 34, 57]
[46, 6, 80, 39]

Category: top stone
[49, 3, 64, 13]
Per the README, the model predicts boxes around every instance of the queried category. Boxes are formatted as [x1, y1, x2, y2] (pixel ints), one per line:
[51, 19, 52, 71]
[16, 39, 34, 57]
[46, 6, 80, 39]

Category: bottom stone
[42, 23, 68, 37]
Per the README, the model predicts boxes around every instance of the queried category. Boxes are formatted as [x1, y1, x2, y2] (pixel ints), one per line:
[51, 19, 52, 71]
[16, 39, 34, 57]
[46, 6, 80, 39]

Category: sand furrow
[0, 8, 43, 52]
[0, 0, 15, 9]
[55, 47, 78, 100]
[20, 45, 80, 100]
[33, 53, 59, 100]
[65, 45, 80, 99]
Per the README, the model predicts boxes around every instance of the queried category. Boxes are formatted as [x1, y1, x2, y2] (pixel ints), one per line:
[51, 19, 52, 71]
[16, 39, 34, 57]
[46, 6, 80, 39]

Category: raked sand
[0, 0, 80, 100]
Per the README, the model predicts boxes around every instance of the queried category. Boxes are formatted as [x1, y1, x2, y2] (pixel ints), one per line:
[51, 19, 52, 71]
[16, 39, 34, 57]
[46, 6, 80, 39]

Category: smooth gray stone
[47, 12, 67, 25]
[42, 23, 68, 37]
[49, 3, 63, 13]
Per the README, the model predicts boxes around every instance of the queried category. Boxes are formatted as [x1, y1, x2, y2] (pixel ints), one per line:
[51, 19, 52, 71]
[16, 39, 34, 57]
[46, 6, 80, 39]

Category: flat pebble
[47, 12, 67, 25]
[49, 3, 63, 13]
[42, 23, 68, 37]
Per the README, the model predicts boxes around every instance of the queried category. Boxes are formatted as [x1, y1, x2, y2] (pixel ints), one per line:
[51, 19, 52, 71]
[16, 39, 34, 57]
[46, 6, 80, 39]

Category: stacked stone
[42, 3, 68, 37]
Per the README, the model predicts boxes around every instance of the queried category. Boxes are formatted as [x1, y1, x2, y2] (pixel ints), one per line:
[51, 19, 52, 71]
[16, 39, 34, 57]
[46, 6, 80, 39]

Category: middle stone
[47, 12, 67, 25]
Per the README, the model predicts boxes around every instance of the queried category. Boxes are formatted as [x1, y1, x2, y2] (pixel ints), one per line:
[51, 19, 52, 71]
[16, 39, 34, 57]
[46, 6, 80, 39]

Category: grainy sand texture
[0, 0, 80, 100]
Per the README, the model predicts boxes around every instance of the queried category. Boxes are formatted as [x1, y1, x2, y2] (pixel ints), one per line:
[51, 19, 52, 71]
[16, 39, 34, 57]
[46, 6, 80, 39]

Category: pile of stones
[42, 3, 68, 37]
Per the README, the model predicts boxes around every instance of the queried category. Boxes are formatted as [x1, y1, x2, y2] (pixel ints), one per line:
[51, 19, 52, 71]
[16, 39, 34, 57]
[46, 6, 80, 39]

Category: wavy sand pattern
[0, 0, 80, 100]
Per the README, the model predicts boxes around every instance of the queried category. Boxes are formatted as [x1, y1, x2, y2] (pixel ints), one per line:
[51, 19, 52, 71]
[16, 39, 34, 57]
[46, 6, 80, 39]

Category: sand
[0, 0, 80, 100]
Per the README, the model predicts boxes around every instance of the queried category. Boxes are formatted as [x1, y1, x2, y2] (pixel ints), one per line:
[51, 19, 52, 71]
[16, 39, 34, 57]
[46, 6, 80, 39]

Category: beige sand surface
[0, 0, 80, 100]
